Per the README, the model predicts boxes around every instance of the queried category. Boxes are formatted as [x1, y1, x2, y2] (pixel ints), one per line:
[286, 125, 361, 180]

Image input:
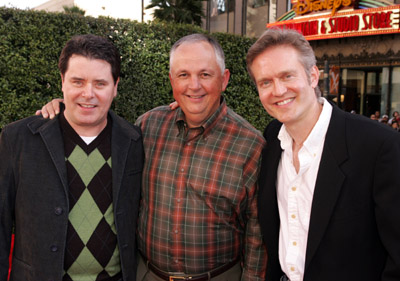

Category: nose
[82, 83, 95, 98]
[188, 76, 201, 90]
[272, 80, 287, 96]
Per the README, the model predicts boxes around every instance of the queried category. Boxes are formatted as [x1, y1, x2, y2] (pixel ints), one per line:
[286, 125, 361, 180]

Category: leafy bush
[0, 7, 272, 131]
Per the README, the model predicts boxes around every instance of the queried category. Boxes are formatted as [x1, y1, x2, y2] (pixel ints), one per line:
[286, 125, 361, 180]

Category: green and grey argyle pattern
[60, 115, 121, 281]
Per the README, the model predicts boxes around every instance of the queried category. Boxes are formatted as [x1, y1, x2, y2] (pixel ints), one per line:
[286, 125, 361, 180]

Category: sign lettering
[294, 0, 353, 16]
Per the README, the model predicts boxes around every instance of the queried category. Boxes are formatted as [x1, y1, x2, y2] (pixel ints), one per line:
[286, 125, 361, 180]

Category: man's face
[62, 55, 118, 136]
[250, 45, 320, 128]
[169, 41, 230, 128]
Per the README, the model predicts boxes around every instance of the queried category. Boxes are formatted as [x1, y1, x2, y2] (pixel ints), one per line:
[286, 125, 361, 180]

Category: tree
[63, 5, 86, 16]
[146, 0, 206, 26]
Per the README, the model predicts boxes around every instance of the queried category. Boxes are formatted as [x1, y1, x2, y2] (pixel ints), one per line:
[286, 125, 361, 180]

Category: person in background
[36, 33, 267, 281]
[1, 34, 143, 281]
[391, 120, 399, 132]
[388, 111, 399, 125]
[246, 28, 400, 281]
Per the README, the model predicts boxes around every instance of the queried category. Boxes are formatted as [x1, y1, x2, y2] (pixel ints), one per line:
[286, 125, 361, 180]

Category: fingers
[39, 98, 63, 119]
[169, 101, 179, 111]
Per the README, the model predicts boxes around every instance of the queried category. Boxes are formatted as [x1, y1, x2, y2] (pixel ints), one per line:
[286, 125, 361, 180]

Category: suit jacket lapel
[28, 117, 69, 197]
[110, 112, 134, 208]
[305, 105, 348, 270]
[259, 120, 283, 275]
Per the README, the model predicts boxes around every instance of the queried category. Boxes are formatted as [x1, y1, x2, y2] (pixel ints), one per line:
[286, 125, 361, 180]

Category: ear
[61, 74, 65, 93]
[310, 65, 320, 88]
[169, 72, 173, 86]
[221, 69, 230, 92]
[113, 77, 119, 98]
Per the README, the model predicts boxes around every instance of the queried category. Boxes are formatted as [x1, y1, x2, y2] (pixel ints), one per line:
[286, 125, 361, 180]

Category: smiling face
[62, 55, 118, 136]
[249, 44, 321, 130]
[169, 41, 230, 128]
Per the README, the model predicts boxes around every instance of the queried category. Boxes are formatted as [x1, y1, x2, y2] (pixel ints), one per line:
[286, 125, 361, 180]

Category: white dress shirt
[277, 98, 332, 281]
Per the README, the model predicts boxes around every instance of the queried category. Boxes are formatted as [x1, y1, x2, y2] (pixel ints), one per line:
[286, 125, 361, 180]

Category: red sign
[268, 6, 400, 40]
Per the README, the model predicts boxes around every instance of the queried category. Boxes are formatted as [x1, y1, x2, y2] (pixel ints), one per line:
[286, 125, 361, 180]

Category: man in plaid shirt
[37, 33, 267, 281]
[135, 34, 266, 281]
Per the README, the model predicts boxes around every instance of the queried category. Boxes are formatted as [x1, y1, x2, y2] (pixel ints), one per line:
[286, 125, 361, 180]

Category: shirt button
[174, 230, 178, 234]
[291, 214, 296, 219]
[293, 241, 297, 246]
[181, 168, 184, 172]
[187, 142, 191, 146]
[177, 198, 181, 203]
[54, 207, 63, 215]
[292, 187, 296, 191]
[291, 266, 295, 271]
[175, 259, 179, 263]
[50, 245, 58, 252]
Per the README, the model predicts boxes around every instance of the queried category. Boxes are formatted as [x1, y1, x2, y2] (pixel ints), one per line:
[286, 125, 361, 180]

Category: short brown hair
[246, 28, 321, 97]
[58, 34, 121, 84]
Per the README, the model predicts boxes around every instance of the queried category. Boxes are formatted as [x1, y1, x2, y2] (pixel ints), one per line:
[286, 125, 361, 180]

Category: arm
[0, 127, 15, 280]
[241, 143, 267, 281]
[35, 98, 64, 119]
[373, 132, 400, 280]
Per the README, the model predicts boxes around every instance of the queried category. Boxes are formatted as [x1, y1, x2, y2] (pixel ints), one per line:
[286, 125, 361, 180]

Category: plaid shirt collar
[175, 96, 227, 140]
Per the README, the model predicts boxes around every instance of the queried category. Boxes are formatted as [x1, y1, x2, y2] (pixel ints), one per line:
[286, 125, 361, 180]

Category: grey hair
[169, 33, 225, 75]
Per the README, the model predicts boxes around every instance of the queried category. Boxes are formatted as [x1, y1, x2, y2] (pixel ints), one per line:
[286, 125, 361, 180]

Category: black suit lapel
[258, 120, 284, 279]
[305, 105, 348, 270]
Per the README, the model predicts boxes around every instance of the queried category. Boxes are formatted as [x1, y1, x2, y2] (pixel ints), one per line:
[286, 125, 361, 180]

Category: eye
[200, 72, 211, 78]
[72, 80, 83, 86]
[259, 80, 271, 88]
[96, 81, 107, 87]
[178, 73, 188, 78]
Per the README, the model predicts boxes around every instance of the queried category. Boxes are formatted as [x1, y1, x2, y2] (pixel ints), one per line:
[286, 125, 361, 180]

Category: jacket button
[54, 207, 63, 215]
[50, 245, 58, 252]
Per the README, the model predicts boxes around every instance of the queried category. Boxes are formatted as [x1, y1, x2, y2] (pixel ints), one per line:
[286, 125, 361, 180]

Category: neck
[286, 101, 323, 149]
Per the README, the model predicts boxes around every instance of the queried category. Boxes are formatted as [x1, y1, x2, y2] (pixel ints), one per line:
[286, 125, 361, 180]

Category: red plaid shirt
[136, 98, 266, 280]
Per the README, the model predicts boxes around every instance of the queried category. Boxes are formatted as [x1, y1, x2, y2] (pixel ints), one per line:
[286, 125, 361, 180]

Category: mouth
[79, 104, 96, 108]
[186, 94, 206, 99]
[276, 98, 294, 106]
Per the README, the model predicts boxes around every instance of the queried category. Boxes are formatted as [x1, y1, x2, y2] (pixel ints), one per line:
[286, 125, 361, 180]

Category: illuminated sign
[294, 0, 354, 16]
[267, 6, 400, 40]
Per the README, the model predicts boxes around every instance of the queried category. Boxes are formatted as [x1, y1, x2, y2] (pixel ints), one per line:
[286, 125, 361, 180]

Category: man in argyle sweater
[0, 34, 143, 281]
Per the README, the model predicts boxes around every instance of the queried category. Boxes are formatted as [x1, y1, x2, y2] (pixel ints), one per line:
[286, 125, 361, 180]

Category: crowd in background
[369, 110, 400, 132]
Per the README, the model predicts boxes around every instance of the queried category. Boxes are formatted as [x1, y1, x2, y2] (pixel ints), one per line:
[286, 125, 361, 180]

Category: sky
[0, 0, 154, 21]
[0, 0, 47, 9]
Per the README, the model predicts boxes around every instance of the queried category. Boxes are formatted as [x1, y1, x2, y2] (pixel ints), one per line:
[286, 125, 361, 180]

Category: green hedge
[0, 7, 272, 131]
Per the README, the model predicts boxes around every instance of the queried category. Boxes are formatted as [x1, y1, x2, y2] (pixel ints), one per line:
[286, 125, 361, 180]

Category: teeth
[188, 95, 204, 99]
[276, 98, 293, 106]
[81, 104, 95, 108]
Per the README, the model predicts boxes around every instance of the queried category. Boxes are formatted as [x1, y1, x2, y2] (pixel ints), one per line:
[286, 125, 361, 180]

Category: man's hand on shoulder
[35, 98, 64, 119]
[169, 101, 179, 111]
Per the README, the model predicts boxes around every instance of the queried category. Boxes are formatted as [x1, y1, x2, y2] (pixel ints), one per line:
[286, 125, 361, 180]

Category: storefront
[268, 0, 400, 117]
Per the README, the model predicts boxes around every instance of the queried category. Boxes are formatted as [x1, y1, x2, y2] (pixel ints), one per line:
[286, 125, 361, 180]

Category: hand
[35, 98, 64, 119]
[169, 101, 180, 111]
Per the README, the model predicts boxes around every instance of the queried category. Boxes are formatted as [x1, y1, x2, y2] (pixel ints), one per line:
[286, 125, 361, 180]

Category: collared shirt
[277, 98, 332, 281]
[136, 98, 267, 280]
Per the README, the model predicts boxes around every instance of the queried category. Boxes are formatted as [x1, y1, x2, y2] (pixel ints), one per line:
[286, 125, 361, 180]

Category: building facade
[203, 0, 400, 118]
[203, 0, 293, 37]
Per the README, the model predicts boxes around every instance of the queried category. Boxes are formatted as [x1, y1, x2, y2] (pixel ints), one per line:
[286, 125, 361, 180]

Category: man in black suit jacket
[246, 28, 400, 281]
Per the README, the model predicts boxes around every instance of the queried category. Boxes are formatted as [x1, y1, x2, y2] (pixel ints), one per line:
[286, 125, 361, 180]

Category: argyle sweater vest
[59, 113, 121, 281]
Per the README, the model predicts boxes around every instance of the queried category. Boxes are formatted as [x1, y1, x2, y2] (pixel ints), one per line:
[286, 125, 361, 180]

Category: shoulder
[225, 107, 265, 143]
[334, 107, 399, 142]
[109, 111, 142, 141]
[2, 115, 51, 136]
[262, 119, 282, 141]
[136, 106, 173, 124]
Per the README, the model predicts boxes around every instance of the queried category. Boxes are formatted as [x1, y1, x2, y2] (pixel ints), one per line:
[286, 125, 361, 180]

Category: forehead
[171, 41, 217, 67]
[252, 45, 303, 75]
[65, 55, 113, 78]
